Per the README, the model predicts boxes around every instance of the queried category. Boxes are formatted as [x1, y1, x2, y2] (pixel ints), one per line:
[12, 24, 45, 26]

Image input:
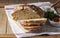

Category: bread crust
[11, 5, 42, 21]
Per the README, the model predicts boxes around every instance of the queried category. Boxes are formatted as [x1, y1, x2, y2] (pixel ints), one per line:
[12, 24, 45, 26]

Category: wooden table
[0, 0, 60, 38]
[0, 6, 60, 38]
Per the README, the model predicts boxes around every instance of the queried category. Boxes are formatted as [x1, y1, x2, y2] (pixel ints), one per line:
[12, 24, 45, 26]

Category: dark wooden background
[0, 0, 60, 8]
[0, 0, 59, 3]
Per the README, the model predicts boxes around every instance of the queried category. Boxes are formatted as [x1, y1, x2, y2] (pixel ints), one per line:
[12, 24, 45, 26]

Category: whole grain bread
[11, 5, 44, 21]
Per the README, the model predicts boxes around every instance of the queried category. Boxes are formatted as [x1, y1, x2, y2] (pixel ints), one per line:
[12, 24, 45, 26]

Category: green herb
[44, 8, 55, 20]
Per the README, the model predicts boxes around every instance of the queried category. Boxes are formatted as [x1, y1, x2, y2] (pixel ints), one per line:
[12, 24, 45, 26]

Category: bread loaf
[11, 5, 44, 21]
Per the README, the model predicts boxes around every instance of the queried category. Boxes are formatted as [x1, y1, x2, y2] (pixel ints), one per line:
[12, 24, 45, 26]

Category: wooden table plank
[0, 34, 16, 38]
[31, 35, 58, 38]
[0, 8, 16, 37]
[0, 8, 14, 34]
[0, 8, 7, 34]
[0, 8, 13, 34]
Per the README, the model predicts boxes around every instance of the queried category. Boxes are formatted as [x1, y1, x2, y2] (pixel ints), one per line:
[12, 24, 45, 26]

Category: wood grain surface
[0, 0, 60, 8]
[0, 8, 16, 38]
[0, 6, 60, 38]
[0, 8, 7, 34]
[0, 0, 60, 38]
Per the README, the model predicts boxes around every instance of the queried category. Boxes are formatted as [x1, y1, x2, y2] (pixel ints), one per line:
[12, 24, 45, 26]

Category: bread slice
[19, 18, 47, 32]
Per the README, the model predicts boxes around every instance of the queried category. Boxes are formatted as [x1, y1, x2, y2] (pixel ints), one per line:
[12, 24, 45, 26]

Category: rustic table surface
[0, 0, 60, 38]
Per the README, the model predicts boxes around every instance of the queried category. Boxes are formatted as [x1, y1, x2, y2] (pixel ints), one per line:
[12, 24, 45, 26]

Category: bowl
[49, 20, 60, 27]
